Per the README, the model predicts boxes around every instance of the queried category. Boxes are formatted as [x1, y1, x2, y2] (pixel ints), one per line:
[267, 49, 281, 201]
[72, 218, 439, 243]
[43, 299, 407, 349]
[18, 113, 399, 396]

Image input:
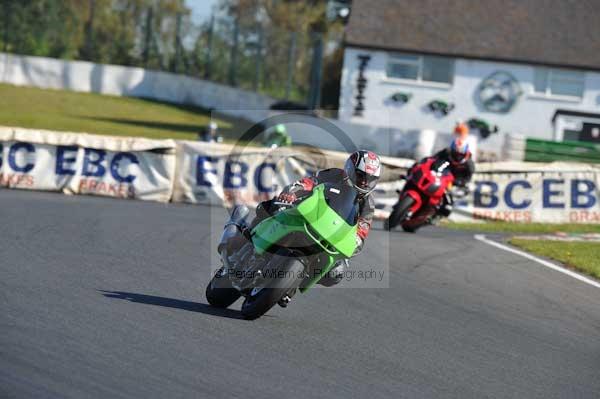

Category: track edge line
[473, 234, 600, 289]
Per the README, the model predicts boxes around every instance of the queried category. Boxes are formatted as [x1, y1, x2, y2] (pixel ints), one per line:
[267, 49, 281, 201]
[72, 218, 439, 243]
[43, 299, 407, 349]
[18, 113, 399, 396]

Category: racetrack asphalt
[2, 189, 600, 399]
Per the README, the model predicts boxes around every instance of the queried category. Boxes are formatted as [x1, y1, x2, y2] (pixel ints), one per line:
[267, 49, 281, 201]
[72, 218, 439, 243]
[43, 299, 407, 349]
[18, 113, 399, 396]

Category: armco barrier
[1, 127, 598, 223]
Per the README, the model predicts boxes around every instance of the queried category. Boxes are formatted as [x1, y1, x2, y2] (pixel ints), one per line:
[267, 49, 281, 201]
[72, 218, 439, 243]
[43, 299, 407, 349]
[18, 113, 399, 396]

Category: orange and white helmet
[449, 137, 471, 164]
[454, 120, 469, 138]
[344, 150, 382, 195]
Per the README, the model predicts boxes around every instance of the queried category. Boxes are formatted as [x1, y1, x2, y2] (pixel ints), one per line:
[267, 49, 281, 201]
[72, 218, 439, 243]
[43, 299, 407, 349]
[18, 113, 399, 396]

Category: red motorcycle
[385, 157, 455, 232]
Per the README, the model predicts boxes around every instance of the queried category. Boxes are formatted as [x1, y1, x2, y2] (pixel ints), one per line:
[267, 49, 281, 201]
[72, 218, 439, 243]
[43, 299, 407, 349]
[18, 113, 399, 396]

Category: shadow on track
[99, 290, 243, 319]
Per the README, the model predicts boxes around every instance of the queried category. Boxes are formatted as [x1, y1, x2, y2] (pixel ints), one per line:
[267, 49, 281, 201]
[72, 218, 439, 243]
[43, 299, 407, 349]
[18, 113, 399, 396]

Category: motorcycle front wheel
[241, 254, 304, 320]
[385, 196, 415, 231]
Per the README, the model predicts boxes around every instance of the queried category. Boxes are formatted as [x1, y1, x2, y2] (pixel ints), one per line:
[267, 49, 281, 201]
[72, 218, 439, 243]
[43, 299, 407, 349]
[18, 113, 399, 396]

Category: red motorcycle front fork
[403, 190, 423, 214]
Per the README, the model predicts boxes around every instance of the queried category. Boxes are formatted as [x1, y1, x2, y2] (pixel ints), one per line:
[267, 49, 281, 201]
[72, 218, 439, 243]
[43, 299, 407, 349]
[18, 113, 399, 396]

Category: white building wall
[339, 47, 600, 139]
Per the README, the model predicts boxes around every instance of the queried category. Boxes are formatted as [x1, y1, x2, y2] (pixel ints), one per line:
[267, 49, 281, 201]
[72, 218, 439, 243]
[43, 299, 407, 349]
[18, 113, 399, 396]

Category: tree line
[0, 0, 345, 108]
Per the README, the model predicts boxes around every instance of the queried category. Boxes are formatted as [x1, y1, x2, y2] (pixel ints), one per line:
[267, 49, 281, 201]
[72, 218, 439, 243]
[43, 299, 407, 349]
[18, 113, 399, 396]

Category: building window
[533, 68, 584, 98]
[386, 53, 454, 84]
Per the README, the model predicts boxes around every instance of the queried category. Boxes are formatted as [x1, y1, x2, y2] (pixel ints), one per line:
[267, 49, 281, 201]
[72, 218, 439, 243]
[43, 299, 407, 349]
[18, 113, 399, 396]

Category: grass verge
[509, 239, 600, 279]
[443, 221, 600, 234]
[0, 83, 249, 141]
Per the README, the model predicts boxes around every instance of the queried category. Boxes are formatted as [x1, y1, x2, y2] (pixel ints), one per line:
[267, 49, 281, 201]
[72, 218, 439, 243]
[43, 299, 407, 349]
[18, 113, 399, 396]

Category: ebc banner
[0, 128, 176, 202]
[452, 172, 600, 223]
[173, 141, 303, 208]
[0, 141, 56, 190]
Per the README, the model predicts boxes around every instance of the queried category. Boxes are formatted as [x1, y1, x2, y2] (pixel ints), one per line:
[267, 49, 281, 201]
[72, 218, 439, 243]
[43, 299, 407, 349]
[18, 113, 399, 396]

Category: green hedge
[525, 138, 600, 163]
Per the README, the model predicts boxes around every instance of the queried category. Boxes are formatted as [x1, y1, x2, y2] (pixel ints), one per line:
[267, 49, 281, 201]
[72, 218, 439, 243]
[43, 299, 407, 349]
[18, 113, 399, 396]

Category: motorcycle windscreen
[322, 182, 360, 225]
[427, 158, 452, 194]
[296, 184, 358, 258]
[430, 158, 451, 174]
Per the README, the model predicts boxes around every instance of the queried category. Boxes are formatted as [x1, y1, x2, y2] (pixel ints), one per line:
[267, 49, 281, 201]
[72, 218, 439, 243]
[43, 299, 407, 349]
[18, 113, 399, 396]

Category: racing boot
[317, 259, 348, 287]
[278, 288, 297, 308]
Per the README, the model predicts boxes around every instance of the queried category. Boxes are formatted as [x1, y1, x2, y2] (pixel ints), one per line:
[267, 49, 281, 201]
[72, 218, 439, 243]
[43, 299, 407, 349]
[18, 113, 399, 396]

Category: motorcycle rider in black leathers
[430, 128, 475, 220]
[405, 121, 474, 223]
[249, 150, 382, 305]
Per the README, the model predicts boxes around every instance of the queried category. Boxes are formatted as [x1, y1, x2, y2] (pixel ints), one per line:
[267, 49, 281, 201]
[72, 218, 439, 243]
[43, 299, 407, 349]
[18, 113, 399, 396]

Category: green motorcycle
[205, 182, 358, 320]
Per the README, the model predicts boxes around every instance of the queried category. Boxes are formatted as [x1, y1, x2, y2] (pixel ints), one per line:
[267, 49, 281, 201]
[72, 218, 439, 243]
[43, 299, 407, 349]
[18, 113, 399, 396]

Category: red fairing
[397, 157, 455, 229]
[299, 177, 315, 191]
[404, 190, 423, 214]
[357, 218, 371, 240]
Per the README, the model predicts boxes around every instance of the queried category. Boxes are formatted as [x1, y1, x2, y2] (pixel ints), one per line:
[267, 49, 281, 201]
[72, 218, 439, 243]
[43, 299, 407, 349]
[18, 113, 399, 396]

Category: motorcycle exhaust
[218, 205, 250, 254]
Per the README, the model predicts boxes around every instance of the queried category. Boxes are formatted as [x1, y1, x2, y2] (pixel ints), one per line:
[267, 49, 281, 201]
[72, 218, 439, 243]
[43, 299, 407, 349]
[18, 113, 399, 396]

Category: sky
[186, 0, 220, 23]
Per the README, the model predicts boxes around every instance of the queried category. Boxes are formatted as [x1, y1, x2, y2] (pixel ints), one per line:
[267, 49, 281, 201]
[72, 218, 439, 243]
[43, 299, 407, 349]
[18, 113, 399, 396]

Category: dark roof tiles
[346, 0, 600, 70]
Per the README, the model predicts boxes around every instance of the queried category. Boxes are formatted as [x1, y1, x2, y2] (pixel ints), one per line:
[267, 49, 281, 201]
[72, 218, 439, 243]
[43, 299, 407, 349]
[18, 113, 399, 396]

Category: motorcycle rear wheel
[205, 268, 241, 308]
[401, 224, 417, 233]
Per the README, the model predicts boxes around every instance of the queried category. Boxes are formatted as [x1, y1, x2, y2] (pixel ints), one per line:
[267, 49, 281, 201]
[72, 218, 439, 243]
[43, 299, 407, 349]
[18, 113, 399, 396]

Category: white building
[338, 0, 600, 155]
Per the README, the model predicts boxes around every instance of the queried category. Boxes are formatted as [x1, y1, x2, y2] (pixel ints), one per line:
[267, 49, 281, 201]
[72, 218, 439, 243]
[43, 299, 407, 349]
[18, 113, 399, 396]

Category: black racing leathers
[252, 168, 375, 255]
[432, 148, 475, 188]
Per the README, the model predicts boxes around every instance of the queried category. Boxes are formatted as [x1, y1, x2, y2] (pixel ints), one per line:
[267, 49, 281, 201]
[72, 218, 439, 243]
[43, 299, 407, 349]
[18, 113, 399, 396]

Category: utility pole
[2, 1, 10, 52]
[285, 32, 297, 100]
[173, 12, 183, 73]
[228, 8, 240, 87]
[204, 14, 214, 80]
[83, 0, 96, 60]
[253, 24, 263, 91]
[142, 7, 154, 67]
[308, 33, 324, 109]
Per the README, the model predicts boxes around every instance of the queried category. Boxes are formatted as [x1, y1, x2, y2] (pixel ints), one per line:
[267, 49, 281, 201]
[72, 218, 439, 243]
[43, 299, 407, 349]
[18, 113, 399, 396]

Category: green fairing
[296, 185, 358, 258]
[251, 184, 358, 291]
[251, 211, 306, 255]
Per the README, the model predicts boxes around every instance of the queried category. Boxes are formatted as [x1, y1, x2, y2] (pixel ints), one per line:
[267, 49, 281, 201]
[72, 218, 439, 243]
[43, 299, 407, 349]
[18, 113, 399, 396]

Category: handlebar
[450, 186, 469, 198]
[272, 201, 295, 208]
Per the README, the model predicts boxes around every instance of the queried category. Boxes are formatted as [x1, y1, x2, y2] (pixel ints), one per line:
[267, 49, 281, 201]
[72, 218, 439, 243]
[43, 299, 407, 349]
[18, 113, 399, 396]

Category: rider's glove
[277, 192, 297, 204]
[354, 234, 365, 255]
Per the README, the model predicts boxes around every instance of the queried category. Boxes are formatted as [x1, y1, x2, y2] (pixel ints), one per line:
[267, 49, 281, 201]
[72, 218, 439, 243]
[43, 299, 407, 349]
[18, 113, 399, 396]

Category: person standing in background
[199, 121, 223, 143]
[264, 124, 292, 148]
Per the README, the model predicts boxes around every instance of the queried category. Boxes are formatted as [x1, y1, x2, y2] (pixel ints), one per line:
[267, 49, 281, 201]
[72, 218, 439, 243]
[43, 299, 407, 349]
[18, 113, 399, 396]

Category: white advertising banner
[450, 171, 600, 224]
[376, 175, 600, 224]
[174, 141, 316, 208]
[2, 126, 598, 224]
[172, 140, 412, 209]
[0, 127, 176, 202]
[174, 143, 600, 224]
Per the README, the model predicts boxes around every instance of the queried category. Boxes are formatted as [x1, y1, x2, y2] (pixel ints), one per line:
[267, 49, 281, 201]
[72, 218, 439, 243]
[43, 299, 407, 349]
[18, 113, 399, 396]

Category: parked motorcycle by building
[205, 182, 358, 320]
